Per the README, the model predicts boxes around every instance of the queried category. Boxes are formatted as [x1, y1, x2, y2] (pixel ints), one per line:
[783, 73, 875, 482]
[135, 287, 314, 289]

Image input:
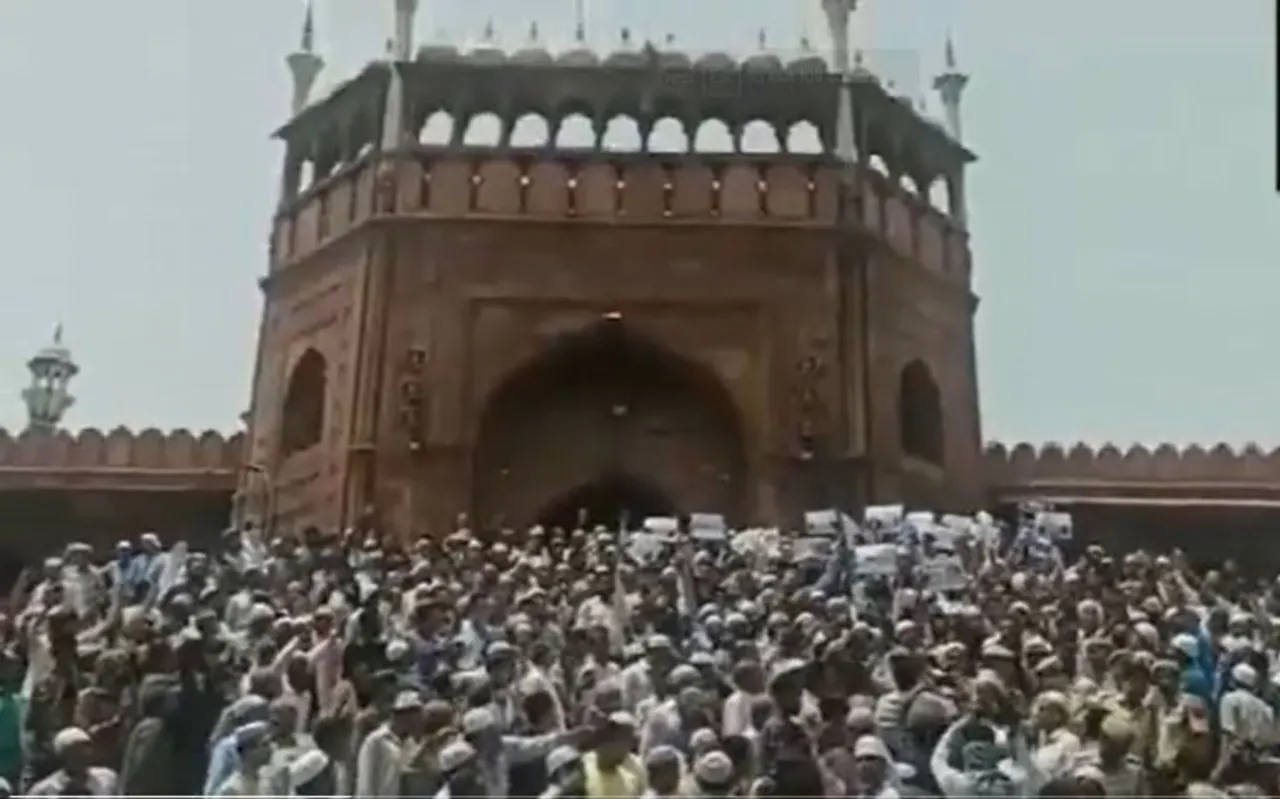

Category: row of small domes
[416, 25, 833, 75]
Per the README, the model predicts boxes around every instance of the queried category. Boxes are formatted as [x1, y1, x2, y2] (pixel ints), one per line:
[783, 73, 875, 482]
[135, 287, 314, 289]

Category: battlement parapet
[272, 152, 969, 281]
[0, 427, 243, 473]
[985, 441, 1280, 486]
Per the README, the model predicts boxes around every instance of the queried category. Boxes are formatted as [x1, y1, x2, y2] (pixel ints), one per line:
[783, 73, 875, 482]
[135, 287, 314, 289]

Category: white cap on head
[439, 739, 477, 773]
[461, 707, 498, 734]
[386, 639, 410, 660]
[693, 750, 734, 785]
[853, 734, 892, 760]
[52, 727, 91, 756]
[392, 690, 424, 712]
[1232, 662, 1258, 687]
[1171, 633, 1198, 657]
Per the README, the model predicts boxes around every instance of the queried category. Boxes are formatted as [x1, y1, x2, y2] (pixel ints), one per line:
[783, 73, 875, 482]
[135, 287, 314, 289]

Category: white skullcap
[1232, 662, 1258, 687]
[689, 728, 718, 751]
[439, 739, 477, 773]
[1171, 633, 1198, 657]
[52, 727, 91, 755]
[853, 734, 892, 760]
[391, 690, 424, 711]
[461, 707, 498, 734]
[693, 751, 734, 785]
[385, 639, 410, 661]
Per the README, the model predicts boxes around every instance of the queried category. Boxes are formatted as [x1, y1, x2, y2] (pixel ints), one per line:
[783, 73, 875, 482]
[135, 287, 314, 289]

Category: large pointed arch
[473, 320, 747, 528]
[280, 348, 327, 457]
[898, 359, 944, 465]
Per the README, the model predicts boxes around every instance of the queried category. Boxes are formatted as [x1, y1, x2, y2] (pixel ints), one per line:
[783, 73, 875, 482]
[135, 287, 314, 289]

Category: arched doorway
[280, 348, 327, 457]
[898, 359, 944, 464]
[536, 472, 676, 530]
[473, 319, 746, 529]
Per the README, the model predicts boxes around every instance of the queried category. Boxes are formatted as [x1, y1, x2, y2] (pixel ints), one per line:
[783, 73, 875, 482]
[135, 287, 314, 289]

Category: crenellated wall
[0, 430, 1278, 504]
[273, 153, 970, 280]
[0, 428, 242, 495]
[985, 441, 1280, 486]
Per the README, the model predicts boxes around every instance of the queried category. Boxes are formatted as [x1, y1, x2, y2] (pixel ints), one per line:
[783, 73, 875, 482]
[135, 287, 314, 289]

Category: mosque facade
[0, 1, 1277, 572]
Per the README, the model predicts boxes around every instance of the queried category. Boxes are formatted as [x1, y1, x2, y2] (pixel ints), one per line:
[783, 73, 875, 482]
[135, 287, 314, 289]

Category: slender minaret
[932, 34, 969, 142]
[573, 0, 587, 41]
[821, 0, 858, 163]
[286, 1, 324, 115]
[380, 0, 420, 152]
[393, 0, 419, 61]
[22, 324, 78, 432]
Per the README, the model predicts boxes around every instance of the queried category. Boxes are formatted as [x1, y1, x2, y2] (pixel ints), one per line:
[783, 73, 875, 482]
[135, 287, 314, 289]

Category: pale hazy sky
[0, 0, 1274, 447]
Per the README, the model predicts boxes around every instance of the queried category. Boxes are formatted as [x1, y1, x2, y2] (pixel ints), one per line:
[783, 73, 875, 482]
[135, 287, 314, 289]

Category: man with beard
[757, 659, 828, 799]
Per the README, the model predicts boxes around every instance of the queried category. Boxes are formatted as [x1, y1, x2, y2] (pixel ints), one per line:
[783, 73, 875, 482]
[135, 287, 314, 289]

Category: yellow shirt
[584, 752, 645, 799]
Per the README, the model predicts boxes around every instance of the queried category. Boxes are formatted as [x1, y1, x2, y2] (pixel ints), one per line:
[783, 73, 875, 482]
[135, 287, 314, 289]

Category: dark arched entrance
[536, 472, 676, 531]
[473, 319, 746, 529]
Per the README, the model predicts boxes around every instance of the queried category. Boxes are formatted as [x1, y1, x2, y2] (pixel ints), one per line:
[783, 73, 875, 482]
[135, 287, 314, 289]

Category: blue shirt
[203, 734, 240, 795]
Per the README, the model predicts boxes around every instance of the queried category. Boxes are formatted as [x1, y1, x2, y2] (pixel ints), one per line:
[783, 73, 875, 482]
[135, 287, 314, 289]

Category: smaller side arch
[898, 359, 944, 465]
[280, 348, 328, 457]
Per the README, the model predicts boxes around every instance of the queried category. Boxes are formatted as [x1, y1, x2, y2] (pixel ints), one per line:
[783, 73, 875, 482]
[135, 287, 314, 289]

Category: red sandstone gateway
[2, 18, 1278, 566]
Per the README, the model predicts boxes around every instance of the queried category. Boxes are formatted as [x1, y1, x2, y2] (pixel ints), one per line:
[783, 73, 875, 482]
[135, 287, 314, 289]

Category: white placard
[157, 541, 188, 599]
[865, 504, 905, 529]
[643, 516, 679, 535]
[626, 532, 669, 563]
[730, 527, 779, 555]
[940, 515, 974, 536]
[804, 510, 838, 537]
[794, 536, 834, 562]
[804, 509, 857, 537]
[854, 543, 899, 576]
[689, 512, 728, 542]
[921, 554, 968, 591]
[1035, 511, 1074, 540]
[905, 511, 936, 528]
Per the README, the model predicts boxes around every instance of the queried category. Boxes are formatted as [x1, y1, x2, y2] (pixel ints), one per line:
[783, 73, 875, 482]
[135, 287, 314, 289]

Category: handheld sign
[921, 553, 968, 591]
[853, 543, 898, 576]
[1035, 510, 1074, 541]
[804, 509, 857, 537]
[626, 533, 668, 564]
[865, 504, 904, 528]
[642, 516, 679, 535]
[689, 513, 728, 542]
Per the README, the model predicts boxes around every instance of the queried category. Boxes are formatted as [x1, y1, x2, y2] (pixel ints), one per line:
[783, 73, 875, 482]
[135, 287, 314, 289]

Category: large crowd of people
[2, 506, 1278, 798]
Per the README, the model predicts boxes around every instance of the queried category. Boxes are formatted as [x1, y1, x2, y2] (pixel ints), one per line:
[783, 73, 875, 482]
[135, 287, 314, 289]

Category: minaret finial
[301, 0, 315, 52]
[932, 33, 969, 142]
[286, 1, 324, 115]
[573, 0, 587, 42]
[483, 19, 495, 42]
[757, 29, 767, 50]
[52, 322, 63, 346]
[528, 22, 540, 44]
[621, 27, 631, 46]
[664, 33, 675, 47]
